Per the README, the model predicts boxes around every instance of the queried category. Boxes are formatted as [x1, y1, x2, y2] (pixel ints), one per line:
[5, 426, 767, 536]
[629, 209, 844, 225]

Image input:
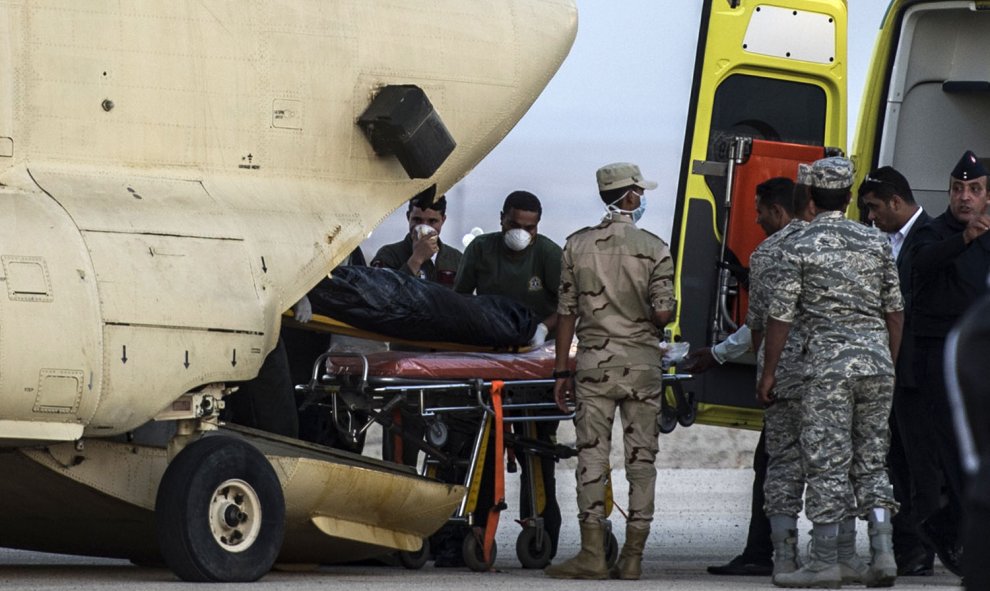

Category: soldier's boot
[773, 524, 841, 589]
[837, 518, 869, 585]
[865, 511, 897, 588]
[771, 528, 800, 576]
[544, 521, 608, 580]
[609, 525, 649, 580]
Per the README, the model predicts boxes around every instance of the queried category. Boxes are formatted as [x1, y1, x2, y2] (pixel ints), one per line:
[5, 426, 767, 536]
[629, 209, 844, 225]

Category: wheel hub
[209, 479, 262, 552]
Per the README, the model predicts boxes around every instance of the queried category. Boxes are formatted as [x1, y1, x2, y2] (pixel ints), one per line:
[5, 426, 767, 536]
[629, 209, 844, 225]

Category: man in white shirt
[858, 166, 934, 577]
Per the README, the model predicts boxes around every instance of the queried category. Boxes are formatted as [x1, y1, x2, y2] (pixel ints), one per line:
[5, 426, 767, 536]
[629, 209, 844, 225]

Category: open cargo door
[669, 0, 848, 430]
[851, 0, 990, 220]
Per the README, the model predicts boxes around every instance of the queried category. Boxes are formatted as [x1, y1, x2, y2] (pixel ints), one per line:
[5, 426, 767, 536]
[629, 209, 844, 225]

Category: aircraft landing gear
[155, 435, 285, 582]
[397, 539, 430, 570]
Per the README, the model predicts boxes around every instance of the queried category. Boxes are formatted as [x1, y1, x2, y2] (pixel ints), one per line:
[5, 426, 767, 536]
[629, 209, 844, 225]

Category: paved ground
[0, 465, 962, 590]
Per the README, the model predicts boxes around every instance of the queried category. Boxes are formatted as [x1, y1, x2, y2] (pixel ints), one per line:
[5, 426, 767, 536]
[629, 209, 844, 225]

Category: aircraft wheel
[604, 531, 619, 569]
[156, 436, 285, 582]
[462, 530, 496, 572]
[397, 539, 430, 570]
[515, 526, 552, 569]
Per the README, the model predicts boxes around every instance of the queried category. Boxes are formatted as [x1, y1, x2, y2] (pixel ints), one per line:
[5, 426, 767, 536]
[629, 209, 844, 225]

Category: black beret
[951, 150, 990, 181]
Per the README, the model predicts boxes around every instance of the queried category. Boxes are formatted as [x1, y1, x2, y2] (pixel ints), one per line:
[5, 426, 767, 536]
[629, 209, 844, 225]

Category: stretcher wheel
[462, 531, 496, 572]
[677, 390, 697, 428]
[155, 436, 285, 582]
[397, 539, 430, 570]
[515, 526, 552, 569]
[657, 409, 678, 434]
[604, 531, 619, 569]
[427, 420, 449, 447]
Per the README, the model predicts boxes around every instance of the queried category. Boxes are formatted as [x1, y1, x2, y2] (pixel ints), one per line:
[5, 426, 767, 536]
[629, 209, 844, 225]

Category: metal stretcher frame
[296, 347, 694, 568]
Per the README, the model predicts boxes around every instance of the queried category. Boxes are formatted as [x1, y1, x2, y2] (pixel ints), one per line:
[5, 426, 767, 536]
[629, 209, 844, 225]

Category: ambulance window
[710, 74, 826, 145]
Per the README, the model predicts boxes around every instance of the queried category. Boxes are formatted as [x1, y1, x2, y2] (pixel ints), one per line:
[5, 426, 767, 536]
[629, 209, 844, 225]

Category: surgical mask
[605, 192, 647, 223]
[412, 224, 435, 240]
[503, 228, 532, 251]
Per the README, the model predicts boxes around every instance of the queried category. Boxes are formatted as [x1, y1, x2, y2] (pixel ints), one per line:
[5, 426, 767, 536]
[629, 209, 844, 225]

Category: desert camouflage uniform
[558, 214, 675, 527]
[746, 219, 808, 519]
[768, 210, 902, 524]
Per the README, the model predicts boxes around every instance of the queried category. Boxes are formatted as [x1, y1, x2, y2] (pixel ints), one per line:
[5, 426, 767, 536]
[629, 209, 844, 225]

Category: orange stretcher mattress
[326, 347, 576, 381]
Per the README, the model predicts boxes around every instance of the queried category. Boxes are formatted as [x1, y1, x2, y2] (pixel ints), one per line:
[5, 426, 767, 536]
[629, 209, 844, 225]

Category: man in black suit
[906, 151, 990, 576]
[858, 166, 934, 576]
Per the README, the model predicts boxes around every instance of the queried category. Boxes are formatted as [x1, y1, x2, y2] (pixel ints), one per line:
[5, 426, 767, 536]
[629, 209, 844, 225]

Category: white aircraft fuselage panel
[0, 0, 577, 440]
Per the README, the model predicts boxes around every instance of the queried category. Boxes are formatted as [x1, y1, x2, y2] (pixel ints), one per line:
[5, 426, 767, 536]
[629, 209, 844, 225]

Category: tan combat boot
[609, 525, 649, 580]
[773, 526, 841, 589]
[771, 528, 800, 576]
[837, 519, 868, 585]
[545, 521, 608, 580]
[865, 519, 897, 587]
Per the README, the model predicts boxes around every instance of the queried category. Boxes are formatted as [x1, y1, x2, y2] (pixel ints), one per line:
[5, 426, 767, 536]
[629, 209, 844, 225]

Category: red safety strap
[483, 380, 506, 567]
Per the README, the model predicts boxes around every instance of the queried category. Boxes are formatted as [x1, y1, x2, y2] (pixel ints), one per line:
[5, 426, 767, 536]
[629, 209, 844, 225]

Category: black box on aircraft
[357, 85, 456, 179]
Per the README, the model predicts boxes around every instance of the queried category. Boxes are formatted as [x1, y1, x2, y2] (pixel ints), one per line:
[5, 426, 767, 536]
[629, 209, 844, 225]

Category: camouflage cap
[596, 162, 658, 192]
[797, 156, 854, 190]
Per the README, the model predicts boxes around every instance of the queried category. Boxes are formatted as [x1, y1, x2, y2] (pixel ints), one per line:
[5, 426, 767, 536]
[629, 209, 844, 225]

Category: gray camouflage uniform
[558, 215, 675, 527]
[768, 210, 902, 524]
[746, 219, 808, 519]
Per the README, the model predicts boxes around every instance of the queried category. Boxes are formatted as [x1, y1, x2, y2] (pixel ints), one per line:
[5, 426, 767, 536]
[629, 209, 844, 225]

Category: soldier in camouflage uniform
[743, 177, 815, 577]
[544, 162, 675, 581]
[758, 157, 903, 588]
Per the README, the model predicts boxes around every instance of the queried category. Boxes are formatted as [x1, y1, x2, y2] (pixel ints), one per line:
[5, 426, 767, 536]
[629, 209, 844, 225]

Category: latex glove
[528, 322, 549, 347]
[293, 296, 312, 323]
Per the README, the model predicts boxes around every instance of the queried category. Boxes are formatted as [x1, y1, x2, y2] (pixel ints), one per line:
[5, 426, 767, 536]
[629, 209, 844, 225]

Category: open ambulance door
[668, 0, 847, 430]
[850, 0, 990, 221]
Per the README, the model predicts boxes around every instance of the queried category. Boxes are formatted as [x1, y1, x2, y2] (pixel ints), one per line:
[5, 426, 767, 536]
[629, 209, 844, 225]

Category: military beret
[950, 150, 989, 181]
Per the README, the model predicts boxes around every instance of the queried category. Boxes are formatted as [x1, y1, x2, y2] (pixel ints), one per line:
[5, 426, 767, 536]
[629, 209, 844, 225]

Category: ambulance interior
[876, 3, 990, 211]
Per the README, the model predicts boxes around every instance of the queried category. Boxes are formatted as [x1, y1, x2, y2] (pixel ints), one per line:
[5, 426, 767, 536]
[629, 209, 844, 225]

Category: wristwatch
[551, 369, 573, 379]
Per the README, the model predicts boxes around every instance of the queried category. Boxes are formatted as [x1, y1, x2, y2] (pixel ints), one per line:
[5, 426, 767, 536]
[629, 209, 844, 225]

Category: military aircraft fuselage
[0, 1, 577, 443]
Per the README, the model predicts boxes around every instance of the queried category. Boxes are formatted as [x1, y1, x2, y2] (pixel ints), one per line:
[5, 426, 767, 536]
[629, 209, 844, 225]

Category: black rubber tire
[155, 436, 285, 582]
[658, 410, 678, 434]
[398, 539, 430, 570]
[515, 527, 552, 569]
[462, 531, 496, 572]
[677, 391, 697, 428]
[604, 531, 619, 569]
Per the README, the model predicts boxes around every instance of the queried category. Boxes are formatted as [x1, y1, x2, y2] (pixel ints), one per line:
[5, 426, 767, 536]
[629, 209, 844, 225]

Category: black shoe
[896, 547, 934, 577]
[919, 518, 963, 577]
[898, 561, 934, 577]
[707, 555, 773, 576]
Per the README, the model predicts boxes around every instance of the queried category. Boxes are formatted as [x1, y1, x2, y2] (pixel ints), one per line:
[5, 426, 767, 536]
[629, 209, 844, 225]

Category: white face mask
[503, 228, 533, 251]
[604, 191, 647, 223]
[412, 224, 436, 240]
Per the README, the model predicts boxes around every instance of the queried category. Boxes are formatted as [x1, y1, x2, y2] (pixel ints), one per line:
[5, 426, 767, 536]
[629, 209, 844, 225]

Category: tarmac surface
[0, 464, 962, 590]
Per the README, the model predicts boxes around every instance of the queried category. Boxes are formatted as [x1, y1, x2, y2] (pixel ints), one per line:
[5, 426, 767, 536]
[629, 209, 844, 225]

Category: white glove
[293, 296, 313, 323]
[528, 322, 549, 347]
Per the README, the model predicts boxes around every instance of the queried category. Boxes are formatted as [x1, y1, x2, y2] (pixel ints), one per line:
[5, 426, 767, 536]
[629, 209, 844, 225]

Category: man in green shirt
[369, 191, 463, 470]
[454, 190, 564, 560]
[454, 190, 561, 345]
[371, 190, 462, 285]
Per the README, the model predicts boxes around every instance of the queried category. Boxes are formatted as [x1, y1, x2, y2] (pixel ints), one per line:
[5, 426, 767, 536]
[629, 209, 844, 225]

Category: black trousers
[742, 429, 773, 561]
[224, 338, 300, 439]
[914, 339, 964, 539]
[889, 386, 938, 563]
